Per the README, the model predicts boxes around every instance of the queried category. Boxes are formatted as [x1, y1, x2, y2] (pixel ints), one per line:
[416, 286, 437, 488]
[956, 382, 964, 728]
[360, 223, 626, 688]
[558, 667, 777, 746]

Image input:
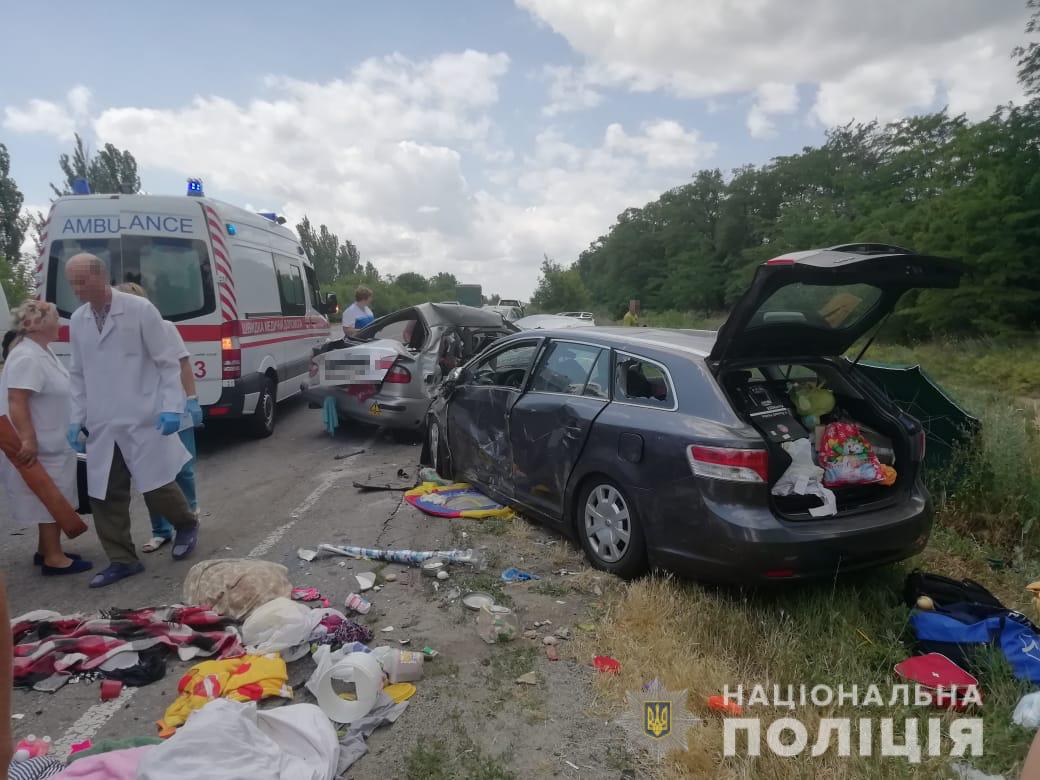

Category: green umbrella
[856, 361, 980, 475]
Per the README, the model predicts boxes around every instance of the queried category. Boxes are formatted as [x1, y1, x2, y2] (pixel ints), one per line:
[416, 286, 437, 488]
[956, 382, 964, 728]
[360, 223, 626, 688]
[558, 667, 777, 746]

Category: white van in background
[37, 188, 337, 436]
[0, 285, 9, 334]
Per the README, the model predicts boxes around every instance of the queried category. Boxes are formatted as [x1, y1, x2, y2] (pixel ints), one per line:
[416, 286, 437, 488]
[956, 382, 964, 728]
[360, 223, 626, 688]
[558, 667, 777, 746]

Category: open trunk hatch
[709, 245, 962, 365]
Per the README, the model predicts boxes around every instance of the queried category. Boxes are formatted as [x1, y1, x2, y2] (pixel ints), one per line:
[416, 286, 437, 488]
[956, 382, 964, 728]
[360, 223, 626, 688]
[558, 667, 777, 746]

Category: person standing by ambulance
[341, 285, 375, 338]
[117, 283, 202, 553]
[0, 301, 92, 574]
[65, 254, 201, 588]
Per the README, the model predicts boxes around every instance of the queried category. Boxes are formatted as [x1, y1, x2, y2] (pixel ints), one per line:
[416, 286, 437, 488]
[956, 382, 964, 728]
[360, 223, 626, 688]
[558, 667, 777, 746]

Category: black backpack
[903, 569, 1006, 615]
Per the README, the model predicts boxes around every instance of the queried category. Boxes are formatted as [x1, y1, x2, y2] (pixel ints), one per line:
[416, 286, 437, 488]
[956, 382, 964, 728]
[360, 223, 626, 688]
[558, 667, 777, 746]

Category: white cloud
[747, 82, 799, 139]
[604, 120, 716, 169]
[3, 99, 76, 141]
[518, 0, 1028, 126]
[67, 85, 91, 117]
[4, 83, 93, 141]
[69, 51, 715, 296]
[542, 65, 603, 115]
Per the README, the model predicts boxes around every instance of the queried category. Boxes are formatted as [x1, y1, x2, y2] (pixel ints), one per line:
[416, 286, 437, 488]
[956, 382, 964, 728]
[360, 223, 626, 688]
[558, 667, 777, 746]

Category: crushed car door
[445, 339, 542, 500]
[507, 341, 611, 519]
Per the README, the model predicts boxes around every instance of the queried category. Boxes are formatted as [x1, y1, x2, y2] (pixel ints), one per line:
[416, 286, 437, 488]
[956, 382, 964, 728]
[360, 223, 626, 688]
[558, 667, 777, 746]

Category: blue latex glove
[66, 424, 86, 453]
[186, 397, 203, 428]
[156, 412, 181, 436]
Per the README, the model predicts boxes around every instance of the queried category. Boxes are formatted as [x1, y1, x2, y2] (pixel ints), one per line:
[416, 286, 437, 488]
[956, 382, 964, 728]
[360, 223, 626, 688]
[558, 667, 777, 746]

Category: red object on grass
[100, 679, 123, 701]
[893, 653, 981, 711]
[707, 695, 743, 715]
[593, 655, 621, 674]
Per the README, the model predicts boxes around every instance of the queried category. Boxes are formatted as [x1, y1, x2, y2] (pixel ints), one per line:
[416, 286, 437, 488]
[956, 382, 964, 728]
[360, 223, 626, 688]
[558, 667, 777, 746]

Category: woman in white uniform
[0, 301, 92, 575]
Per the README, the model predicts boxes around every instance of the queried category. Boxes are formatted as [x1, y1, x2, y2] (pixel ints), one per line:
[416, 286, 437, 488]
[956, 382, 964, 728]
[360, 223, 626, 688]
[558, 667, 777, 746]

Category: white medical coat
[69, 289, 189, 498]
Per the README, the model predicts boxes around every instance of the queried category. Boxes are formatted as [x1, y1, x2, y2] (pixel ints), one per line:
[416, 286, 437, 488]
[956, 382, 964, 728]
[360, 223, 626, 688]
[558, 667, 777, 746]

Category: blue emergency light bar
[71, 178, 91, 195]
[187, 178, 204, 197]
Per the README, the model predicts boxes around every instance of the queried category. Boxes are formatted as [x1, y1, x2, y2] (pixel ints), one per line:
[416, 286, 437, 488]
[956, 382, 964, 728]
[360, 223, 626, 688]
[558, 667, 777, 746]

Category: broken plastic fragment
[593, 656, 621, 674]
[356, 572, 376, 591]
[297, 548, 318, 562]
[515, 672, 538, 685]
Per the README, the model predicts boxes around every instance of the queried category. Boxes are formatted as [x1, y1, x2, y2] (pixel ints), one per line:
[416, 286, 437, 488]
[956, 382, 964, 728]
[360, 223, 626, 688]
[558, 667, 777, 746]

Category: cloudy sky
[1, 0, 1030, 296]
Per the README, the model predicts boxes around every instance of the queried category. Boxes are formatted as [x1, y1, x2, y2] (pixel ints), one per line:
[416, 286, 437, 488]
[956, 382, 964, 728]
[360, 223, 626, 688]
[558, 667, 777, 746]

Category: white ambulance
[36, 186, 338, 437]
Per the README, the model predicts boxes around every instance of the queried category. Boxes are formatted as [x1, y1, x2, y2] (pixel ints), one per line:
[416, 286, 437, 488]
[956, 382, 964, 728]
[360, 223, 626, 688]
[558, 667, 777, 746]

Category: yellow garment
[622, 311, 638, 327]
[157, 654, 291, 735]
[383, 682, 416, 703]
[338, 682, 416, 704]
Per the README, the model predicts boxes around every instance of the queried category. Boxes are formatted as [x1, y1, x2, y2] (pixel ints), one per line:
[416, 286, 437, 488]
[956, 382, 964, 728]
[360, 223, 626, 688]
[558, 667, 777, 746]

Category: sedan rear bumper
[302, 385, 430, 431]
[636, 477, 933, 584]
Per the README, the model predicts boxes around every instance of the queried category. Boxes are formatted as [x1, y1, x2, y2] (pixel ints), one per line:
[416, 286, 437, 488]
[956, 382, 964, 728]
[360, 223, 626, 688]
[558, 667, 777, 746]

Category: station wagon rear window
[48, 237, 215, 322]
[750, 283, 883, 331]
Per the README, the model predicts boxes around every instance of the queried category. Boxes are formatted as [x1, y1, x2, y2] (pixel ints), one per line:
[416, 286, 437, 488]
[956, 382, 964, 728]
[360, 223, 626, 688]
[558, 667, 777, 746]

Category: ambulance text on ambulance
[61, 216, 194, 235]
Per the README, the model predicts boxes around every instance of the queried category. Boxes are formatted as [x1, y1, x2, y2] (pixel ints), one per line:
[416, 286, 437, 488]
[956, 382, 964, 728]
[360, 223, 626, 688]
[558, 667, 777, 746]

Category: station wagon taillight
[687, 445, 768, 483]
[221, 321, 241, 380]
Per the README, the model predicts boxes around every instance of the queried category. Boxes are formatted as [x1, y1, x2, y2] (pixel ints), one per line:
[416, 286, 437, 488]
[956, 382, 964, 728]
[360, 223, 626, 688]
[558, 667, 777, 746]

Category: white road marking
[52, 689, 135, 757]
[52, 435, 377, 757]
[247, 467, 357, 558]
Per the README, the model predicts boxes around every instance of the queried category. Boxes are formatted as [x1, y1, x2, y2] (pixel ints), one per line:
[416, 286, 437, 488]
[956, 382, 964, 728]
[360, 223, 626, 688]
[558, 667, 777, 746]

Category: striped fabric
[7, 757, 64, 780]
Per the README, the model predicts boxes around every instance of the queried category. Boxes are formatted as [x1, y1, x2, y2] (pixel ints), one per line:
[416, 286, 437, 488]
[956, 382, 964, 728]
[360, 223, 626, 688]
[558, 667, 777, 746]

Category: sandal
[89, 561, 144, 589]
[42, 558, 93, 576]
[34, 551, 83, 566]
[142, 536, 171, 553]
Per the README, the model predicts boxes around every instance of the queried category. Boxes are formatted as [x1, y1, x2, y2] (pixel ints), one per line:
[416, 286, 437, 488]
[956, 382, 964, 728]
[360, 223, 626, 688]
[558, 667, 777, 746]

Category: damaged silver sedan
[303, 303, 516, 432]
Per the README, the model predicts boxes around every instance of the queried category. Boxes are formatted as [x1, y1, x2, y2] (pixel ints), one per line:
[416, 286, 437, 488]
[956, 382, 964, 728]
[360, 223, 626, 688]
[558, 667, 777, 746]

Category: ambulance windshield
[48, 236, 215, 322]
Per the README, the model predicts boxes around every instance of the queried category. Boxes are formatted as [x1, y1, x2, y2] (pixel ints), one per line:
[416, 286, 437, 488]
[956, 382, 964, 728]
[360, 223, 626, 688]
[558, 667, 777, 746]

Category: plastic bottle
[372, 647, 424, 683]
[476, 604, 519, 644]
[13, 735, 51, 761]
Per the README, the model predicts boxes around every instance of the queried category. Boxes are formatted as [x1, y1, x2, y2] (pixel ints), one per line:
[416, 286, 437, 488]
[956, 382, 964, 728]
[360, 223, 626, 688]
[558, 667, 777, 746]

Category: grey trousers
[89, 445, 198, 565]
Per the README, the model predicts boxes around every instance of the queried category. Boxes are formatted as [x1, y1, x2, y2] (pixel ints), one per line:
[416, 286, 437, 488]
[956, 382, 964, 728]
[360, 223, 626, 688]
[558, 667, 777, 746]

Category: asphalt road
[0, 393, 424, 754]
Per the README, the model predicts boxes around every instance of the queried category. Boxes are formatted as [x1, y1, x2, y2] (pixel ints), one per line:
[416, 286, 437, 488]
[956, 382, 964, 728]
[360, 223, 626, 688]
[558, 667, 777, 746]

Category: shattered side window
[531, 342, 601, 395]
[614, 353, 674, 409]
[471, 342, 539, 389]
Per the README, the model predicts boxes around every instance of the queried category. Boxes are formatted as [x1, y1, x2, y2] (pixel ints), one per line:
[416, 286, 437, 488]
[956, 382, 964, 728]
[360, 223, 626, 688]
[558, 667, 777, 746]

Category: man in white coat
[65, 253, 201, 588]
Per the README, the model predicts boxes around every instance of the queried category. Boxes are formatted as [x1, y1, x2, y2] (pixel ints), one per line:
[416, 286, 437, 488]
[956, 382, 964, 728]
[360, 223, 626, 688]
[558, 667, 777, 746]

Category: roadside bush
[933, 396, 1040, 558]
[637, 310, 727, 329]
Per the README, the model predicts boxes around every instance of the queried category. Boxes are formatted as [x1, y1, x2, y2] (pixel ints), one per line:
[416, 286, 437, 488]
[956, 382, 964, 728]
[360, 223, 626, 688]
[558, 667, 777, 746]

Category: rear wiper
[851, 312, 892, 366]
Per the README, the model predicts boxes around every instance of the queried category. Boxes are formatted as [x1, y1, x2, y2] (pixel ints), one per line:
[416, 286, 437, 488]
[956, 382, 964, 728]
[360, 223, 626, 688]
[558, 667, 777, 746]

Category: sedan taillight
[384, 361, 412, 384]
[687, 445, 769, 483]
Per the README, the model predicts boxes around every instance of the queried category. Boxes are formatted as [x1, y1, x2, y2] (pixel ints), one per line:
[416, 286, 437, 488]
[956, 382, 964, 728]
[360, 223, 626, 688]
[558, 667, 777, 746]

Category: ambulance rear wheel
[247, 377, 276, 438]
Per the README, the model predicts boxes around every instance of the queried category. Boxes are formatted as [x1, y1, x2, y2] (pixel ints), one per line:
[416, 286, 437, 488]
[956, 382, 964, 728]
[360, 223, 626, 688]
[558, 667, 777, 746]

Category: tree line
[534, 1, 1040, 336]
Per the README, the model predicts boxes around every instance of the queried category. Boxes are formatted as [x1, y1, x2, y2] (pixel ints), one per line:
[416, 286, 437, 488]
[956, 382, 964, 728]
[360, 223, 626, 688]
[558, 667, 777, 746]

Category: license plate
[369, 403, 381, 417]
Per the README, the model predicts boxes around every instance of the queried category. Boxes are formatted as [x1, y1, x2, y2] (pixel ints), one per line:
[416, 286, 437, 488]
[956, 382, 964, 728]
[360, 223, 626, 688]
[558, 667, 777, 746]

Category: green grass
[404, 715, 518, 780]
[483, 645, 537, 687]
[865, 338, 1040, 398]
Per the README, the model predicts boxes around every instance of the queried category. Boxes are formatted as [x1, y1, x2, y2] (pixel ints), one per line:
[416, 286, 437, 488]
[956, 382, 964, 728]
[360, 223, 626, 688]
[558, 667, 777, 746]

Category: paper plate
[462, 591, 496, 611]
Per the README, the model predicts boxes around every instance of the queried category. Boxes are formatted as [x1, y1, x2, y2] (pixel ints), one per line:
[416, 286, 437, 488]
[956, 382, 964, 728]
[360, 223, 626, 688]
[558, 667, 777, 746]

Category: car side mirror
[443, 367, 465, 393]
[323, 292, 339, 316]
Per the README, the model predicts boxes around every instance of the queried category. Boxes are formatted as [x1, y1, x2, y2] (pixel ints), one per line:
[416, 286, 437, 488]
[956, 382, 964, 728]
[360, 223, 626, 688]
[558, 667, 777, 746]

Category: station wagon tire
[576, 478, 647, 579]
[247, 377, 276, 438]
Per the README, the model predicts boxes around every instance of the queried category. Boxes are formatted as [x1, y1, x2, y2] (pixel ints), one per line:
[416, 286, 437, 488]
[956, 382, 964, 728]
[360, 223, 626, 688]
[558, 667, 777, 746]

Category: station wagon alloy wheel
[584, 484, 632, 563]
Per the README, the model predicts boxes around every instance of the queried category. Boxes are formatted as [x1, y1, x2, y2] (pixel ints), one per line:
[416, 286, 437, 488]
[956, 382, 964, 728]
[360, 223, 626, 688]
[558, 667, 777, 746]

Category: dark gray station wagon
[423, 245, 963, 581]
